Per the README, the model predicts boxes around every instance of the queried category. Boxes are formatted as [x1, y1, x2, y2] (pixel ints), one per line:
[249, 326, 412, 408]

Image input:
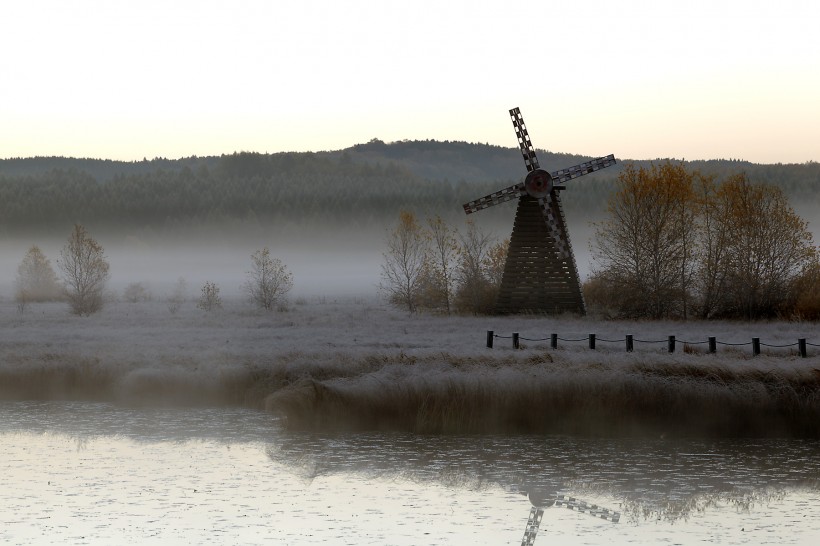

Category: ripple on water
[1, 401, 820, 544]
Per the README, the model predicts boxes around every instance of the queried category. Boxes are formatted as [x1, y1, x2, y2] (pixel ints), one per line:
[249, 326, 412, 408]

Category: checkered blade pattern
[510, 107, 540, 172]
[551, 154, 616, 184]
[555, 495, 620, 523]
[538, 194, 570, 260]
[520, 507, 544, 546]
[463, 182, 525, 214]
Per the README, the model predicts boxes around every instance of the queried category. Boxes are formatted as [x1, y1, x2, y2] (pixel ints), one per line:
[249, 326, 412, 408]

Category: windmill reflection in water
[521, 490, 620, 545]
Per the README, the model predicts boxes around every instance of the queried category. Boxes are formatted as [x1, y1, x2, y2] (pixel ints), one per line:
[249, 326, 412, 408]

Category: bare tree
[421, 215, 459, 314]
[16, 245, 62, 304]
[243, 247, 293, 310]
[454, 220, 497, 314]
[57, 224, 110, 316]
[197, 281, 222, 312]
[380, 211, 428, 313]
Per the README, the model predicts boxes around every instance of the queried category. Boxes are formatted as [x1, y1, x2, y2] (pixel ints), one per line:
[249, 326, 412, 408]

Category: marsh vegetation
[2, 297, 818, 437]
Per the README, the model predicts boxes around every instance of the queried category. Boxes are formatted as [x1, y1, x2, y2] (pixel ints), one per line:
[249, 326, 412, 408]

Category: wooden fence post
[483, 332, 810, 357]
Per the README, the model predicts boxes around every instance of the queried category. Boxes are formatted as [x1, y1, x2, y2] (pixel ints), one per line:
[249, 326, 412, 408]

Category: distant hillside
[334, 139, 613, 183]
[0, 156, 217, 183]
[1, 141, 818, 239]
[5, 139, 816, 188]
[0, 140, 616, 184]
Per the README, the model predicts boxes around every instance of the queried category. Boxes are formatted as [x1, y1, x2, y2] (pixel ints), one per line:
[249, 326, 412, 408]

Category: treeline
[587, 161, 820, 320]
[1, 142, 818, 238]
[0, 139, 610, 184]
[0, 144, 585, 236]
[0, 154, 468, 234]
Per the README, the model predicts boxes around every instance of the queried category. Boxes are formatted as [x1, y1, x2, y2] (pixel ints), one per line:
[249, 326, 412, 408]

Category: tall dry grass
[3, 348, 819, 436]
[265, 354, 820, 437]
[0, 350, 383, 407]
[3, 347, 819, 437]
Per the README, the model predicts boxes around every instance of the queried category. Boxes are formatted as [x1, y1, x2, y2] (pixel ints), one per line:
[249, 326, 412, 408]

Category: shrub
[197, 281, 222, 312]
[15, 245, 62, 303]
[123, 282, 151, 303]
[243, 248, 293, 311]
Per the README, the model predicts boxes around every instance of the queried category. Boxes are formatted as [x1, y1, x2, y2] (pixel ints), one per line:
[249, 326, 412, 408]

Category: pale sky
[2, 0, 819, 163]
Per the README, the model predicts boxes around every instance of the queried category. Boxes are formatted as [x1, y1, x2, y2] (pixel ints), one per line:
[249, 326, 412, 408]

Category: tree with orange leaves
[591, 161, 697, 319]
[706, 173, 816, 318]
[591, 163, 817, 320]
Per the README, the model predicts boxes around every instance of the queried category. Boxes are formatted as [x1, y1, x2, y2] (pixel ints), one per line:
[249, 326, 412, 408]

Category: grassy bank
[1, 298, 818, 437]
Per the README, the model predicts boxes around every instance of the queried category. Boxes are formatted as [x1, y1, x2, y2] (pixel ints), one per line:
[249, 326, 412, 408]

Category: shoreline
[2, 298, 818, 437]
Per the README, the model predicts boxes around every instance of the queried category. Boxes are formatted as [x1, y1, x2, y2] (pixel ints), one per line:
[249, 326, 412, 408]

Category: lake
[3, 401, 819, 545]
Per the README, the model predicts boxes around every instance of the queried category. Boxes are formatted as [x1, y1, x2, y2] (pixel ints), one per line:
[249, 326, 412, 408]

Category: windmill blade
[538, 194, 570, 260]
[521, 507, 544, 546]
[463, 182, 525, 214]
[550, 154, 616, 184]
[521, 494, 619, 546]
[555, 495, 621, 523]
[510, 107, 540, 172]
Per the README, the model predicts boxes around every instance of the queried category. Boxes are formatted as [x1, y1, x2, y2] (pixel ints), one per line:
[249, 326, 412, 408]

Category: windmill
[521, 492, 620, 545]
[462, 107, 616, 315]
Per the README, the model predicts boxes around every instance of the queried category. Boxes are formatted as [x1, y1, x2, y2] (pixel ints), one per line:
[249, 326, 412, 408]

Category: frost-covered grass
[1, 296, 819, 436]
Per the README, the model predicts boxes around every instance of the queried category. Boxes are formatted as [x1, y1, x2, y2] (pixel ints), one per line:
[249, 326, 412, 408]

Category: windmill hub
[524, 168, 553, 198]
[528, 490, 557, 508]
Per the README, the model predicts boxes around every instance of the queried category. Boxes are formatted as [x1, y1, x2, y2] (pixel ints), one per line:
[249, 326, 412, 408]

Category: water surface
[2, 402, 819, 544]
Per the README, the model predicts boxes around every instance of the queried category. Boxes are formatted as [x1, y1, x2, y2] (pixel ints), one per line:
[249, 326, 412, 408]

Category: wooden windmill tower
[462, 107, 616, 315]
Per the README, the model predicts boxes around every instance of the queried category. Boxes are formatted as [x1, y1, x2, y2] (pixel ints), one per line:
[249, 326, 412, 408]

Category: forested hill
[1, 140, 818, 237]
[4, 139, 818, 187]
[0, 140, 607, 184]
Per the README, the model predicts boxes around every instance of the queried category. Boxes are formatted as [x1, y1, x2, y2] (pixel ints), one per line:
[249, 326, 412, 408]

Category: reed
[4, 345, 819, 437]
[266, 355, 820, 437]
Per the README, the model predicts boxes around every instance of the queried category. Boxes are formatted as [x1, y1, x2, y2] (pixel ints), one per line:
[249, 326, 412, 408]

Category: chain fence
[486, 330, 817, 358]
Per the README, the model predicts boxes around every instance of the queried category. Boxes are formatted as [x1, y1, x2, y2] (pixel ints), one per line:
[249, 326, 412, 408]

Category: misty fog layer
[2, 143, 819, 301]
